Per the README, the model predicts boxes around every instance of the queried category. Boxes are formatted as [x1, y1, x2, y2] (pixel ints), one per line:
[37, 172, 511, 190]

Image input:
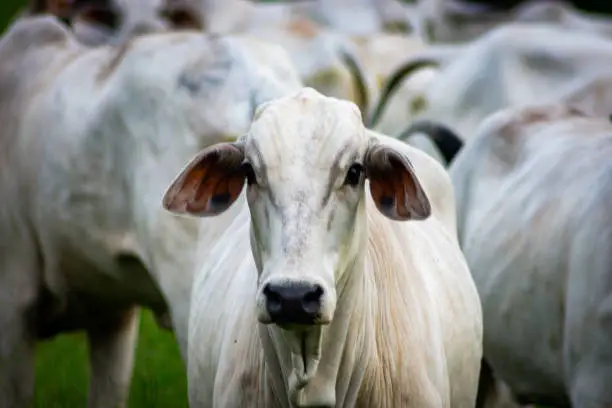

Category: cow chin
[283, 326, 335, 408]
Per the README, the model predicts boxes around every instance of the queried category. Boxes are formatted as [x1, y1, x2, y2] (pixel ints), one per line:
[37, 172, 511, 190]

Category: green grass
[34, 310, 188, 408]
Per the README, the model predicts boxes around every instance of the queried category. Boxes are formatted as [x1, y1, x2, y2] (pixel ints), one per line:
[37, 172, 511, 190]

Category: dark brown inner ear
[188, 151, 244, 214]
[365, 144, 431, 221]
[367, 155, 419, 219]
[163, 143, 246, 216]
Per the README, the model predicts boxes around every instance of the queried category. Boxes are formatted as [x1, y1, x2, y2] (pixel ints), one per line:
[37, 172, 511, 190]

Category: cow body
[200, 0, 415, 35]
[450, 104, 612, 407]
[369, 23, 612, 163]
[29, 0, 427, 123]
[0, 15, 300, 408]
[166, 88, 483, 408]
[416, 0, 612, 43]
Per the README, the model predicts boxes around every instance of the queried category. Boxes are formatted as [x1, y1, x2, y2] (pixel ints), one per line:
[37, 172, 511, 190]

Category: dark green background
[0, 1, 24, 31]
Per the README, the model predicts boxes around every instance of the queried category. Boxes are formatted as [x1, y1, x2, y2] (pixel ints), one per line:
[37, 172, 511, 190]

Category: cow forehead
[245, 88, 366, 173]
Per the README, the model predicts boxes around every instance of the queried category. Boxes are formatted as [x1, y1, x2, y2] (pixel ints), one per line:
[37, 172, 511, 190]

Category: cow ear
[162, 142, 246, 217]
[31, 0, 73, 17]
[364, 143, 431, 221]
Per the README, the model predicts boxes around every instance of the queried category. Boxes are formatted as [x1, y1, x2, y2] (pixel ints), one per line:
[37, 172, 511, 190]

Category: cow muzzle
[258, 280, 333, 326]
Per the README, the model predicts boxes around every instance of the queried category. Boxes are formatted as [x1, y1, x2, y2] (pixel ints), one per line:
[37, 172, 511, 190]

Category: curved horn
[366, 45, 463, 129]
[397, 120, 464, 165]
[339, 46, 370, 120]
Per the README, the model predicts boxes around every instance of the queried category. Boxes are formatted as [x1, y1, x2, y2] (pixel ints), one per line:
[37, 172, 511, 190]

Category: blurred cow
[0, 14, 300, 408]
[199, 0, 416, 35]
[445, 104, 612, 407]
[415, 0, 612, 43]
[29, 0, 379, 118]
[368, 23, 612, 163]
[30, 0, 445, 124]
[163, 87, 483, 407]
[218, 7, 438, 131]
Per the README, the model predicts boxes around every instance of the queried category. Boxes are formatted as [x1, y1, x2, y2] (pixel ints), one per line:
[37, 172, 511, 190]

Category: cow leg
[86, 306, 140, 408]
[0, 254, 38, 408]
[566, 294, 612, 408]
[475, 359, 496, 408]
[567, 340, 612, 408]
[0, 311, 35, 408]
[475, 359, 530, 408]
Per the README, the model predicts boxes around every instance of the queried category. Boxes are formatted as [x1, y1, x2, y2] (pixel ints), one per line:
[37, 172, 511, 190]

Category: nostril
[302, 284, 324, 314]
[263, 283, 283, 314]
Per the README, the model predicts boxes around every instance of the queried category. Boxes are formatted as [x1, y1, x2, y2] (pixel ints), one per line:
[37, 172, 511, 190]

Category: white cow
[0, 15, 300, 408]
[163, 87, 483, 407]
[447, 103, 612, 407]
[239, 18, 443, 126]
[367, 23, 612, 163]
[199, 0, 417, 36]
[415, 0, 612, 43]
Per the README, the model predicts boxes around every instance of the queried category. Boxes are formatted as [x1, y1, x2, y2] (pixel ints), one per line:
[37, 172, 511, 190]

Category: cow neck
[292, 252, 371, 408]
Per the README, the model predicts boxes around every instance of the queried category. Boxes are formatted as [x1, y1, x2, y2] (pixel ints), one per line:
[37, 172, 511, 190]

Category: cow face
[163, 87, 431, 327]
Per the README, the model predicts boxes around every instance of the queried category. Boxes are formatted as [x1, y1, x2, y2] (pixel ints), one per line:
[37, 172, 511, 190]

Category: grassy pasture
[34, 310, 188, 408]
[34, 313, 552, 408]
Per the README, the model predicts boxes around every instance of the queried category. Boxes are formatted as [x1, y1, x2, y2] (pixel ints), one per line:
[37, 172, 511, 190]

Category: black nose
[263, 282, 324, 325]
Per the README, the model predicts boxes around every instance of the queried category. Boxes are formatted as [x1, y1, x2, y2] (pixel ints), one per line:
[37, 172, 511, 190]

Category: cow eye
[343, 164, 363, 187]
[242, 162, 257, 186]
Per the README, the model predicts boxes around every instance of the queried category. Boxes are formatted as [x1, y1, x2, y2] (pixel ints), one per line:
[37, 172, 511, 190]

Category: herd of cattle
[1, 0, 612, 407]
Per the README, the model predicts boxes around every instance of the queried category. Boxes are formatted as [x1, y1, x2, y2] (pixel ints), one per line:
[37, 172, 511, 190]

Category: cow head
[29, 0, 203, 46]
[163, 87, 430, 399]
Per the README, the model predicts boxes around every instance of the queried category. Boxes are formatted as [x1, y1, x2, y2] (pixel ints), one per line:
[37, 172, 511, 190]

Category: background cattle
[24, 0, 438, 128]
[198, 0, 416, 35]
[368, 23, 612, 164]
[414, 0, 612, 42]
[447, 104, 612, 407]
